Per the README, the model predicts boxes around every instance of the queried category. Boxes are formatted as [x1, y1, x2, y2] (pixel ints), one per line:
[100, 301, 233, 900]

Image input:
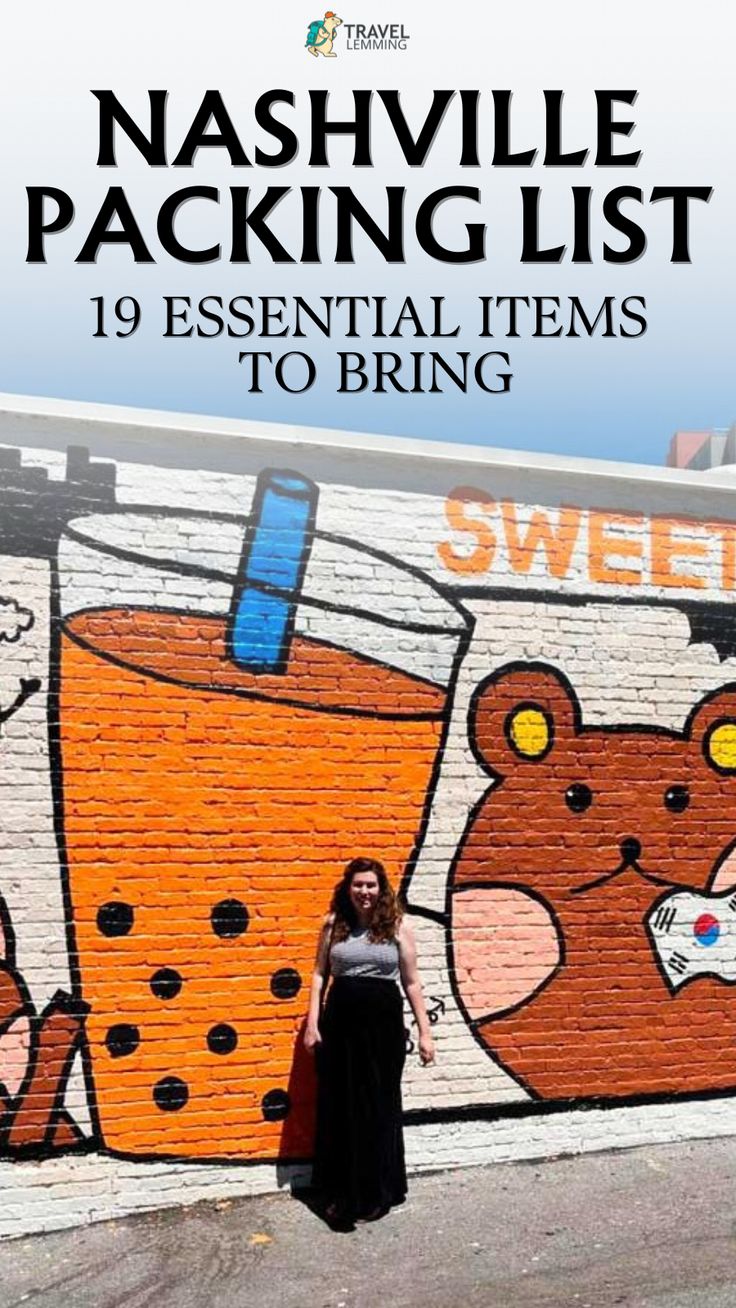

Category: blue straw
[227, 469, 319, 673]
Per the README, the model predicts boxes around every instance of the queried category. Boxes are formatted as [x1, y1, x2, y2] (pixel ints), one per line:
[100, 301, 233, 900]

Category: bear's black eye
[565, 783, 592, 813]
[664, 785, 690, 813]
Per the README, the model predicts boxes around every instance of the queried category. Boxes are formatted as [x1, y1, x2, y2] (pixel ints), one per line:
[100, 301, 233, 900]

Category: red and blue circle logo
[693, 913, 720, 948]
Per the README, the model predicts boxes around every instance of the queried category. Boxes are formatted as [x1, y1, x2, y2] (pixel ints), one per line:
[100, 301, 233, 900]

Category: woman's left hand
[418, 1032, 435, 1066]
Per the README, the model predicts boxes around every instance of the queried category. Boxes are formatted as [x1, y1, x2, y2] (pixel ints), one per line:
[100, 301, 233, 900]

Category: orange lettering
[588, 511, 644, 585]
[500, 502, 581, 579]
[650, 516, 708, 589]
[710, 522, 736, 592]
[437, 486, 497, 575]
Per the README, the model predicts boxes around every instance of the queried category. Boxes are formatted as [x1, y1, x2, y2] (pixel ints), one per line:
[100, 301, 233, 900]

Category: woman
[304, 856, 435, 1227]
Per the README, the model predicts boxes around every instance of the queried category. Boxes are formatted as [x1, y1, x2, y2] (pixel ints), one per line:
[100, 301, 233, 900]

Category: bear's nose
[620, 837, 641, 864]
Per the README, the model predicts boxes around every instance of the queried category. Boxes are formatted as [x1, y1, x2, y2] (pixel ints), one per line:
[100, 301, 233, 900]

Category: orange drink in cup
[57, 479, 470, 1161]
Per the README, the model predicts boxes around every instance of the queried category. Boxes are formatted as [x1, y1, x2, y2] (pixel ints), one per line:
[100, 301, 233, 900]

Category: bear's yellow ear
[705, 719, 736, 772]
[506, 705, 552, 760]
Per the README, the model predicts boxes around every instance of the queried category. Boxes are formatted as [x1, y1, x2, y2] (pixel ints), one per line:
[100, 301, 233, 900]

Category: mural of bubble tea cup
[56, 471, 471, 1161]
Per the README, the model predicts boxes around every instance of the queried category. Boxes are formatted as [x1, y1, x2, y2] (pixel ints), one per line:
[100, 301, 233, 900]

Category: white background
[0, 0, 733, 461]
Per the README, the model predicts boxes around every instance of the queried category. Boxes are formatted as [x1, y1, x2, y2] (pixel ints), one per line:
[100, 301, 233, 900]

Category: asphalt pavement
[1, 1136, 735, 1308]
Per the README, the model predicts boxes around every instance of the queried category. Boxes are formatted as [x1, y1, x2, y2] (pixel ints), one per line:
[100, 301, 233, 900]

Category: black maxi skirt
[313, 976, 407, 1221]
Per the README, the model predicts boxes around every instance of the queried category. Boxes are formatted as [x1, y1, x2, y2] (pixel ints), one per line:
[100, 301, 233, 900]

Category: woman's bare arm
[304, 914, 334, 1052]
[398, 919, 435, 1065]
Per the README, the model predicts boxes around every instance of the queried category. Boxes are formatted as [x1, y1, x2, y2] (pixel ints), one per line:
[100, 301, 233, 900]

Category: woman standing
[304, 856, 435, 1227]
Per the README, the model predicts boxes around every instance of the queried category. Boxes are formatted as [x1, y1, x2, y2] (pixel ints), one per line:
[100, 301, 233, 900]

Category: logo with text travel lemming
[344, 20, 410, 50]
[305, 11, 343, 57]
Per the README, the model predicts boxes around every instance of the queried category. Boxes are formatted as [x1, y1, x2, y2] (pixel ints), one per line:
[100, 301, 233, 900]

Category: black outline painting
[47, 486, 471, 1167]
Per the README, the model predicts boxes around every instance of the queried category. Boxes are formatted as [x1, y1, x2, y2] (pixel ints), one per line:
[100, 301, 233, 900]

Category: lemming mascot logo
[305, 11, 343, 56]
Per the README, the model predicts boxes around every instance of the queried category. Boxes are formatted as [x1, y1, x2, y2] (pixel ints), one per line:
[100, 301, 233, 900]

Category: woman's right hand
[304, 1020, 322, 1053]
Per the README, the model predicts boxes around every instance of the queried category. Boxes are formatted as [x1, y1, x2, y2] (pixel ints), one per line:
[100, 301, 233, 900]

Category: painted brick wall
[2, 398, 736, 1238]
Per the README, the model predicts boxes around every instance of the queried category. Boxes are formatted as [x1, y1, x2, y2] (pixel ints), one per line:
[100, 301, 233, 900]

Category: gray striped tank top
[330, 927, 400, 981]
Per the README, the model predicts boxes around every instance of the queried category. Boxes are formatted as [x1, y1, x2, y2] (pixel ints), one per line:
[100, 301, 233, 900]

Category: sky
[1, 0, 733, 465]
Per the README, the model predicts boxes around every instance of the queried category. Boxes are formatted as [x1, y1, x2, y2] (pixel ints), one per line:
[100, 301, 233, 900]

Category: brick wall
[2, 399, 736, 1237]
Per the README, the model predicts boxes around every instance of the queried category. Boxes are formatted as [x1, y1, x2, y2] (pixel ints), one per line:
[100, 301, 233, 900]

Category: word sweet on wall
[440, 486, 736, 595]
[2, 427, 736, 1225]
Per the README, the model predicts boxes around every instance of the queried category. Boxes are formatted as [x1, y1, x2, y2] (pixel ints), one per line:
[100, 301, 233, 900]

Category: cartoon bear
[449, 662, 736, 1103]
[0, 895, 88, 1156]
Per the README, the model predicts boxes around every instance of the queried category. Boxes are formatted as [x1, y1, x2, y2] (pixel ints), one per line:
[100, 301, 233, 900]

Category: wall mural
[448, 662, 736, 1103]
[2, 441, 736, 1171]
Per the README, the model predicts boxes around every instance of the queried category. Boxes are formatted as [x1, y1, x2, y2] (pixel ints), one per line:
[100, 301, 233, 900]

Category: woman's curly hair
[330, 857, 403, 944]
